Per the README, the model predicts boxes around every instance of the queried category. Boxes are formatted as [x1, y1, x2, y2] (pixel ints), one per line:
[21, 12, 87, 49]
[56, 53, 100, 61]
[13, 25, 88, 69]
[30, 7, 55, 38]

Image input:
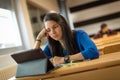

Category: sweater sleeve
[43, 44, 52, 59]
[75, 30, 99, 60]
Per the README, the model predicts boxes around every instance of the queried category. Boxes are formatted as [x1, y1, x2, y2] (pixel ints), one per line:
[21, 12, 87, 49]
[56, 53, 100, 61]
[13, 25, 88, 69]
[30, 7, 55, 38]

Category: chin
[54, 38, 59, 41]
[53, 38, 60, 41]
[51, 36, 61, 41]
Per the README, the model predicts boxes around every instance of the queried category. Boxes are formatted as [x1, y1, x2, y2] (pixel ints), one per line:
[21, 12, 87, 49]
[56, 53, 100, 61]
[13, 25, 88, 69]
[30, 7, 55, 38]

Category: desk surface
[14, 52, 120, 80]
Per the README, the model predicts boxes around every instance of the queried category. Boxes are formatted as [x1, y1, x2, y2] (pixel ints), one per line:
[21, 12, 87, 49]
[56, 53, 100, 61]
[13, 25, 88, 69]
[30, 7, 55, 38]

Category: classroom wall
[67, 1, 120, 35]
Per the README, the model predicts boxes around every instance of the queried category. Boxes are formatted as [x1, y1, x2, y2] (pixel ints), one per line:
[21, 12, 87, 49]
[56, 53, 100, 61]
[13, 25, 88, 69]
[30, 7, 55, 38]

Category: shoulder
[73, 30, 88, 37]
[73, 30, 90, 41]
[74, 30, 86, 35]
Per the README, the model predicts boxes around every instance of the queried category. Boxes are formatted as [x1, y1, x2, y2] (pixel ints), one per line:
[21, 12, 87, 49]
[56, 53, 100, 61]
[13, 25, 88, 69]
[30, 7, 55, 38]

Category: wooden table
[92, 33, 120, 54]
[9, 52, 120, 80]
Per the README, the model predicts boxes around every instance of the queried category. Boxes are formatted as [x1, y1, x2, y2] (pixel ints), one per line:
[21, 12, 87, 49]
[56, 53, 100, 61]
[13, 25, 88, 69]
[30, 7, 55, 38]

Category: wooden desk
[97, 41, 120, 51]
[11, 52, 120, 80]
[92, 33, 120, 54]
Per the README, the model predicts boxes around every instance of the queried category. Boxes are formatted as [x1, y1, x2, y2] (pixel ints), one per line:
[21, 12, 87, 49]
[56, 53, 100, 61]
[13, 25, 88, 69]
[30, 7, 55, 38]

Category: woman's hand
[36, 28, 47, 40]
[52, 56, 64, 65]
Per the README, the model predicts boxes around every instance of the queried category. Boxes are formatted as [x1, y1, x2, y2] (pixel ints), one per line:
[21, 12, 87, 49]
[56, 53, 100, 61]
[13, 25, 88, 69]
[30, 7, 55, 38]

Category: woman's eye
[46, 29, 50, 32]
[53, 25, 58, 29]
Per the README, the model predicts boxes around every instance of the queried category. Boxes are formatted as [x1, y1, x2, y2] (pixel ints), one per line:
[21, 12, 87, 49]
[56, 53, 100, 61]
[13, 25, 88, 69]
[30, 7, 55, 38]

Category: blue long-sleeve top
[43, 30, 99, 60]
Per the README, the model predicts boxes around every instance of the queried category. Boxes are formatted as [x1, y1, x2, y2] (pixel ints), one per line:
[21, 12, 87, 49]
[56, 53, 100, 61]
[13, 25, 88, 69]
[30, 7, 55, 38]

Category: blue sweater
[43, 30, 99, 60]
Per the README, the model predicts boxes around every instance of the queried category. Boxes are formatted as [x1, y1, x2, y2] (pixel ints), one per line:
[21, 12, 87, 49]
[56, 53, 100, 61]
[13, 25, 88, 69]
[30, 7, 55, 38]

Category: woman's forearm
[33, 41, 41, 48]
[33, 28, 46, 49]
[49, 53, 84, 65]
[69, 53, 84, 61]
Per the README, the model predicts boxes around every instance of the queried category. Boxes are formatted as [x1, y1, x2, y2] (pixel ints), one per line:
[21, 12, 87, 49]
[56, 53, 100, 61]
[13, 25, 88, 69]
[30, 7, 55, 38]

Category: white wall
[75, 18, 120, 35]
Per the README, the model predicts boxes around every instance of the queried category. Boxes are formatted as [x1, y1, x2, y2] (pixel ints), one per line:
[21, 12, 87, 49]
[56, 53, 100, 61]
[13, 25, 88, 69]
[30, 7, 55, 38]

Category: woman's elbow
[91, 48, 99, 59]
[82, 48, 99, 60]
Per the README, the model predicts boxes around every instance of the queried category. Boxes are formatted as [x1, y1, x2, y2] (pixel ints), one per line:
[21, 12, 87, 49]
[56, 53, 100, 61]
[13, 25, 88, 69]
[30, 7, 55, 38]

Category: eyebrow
[47, 23, 58, 29]
[52, 23, 58, 27]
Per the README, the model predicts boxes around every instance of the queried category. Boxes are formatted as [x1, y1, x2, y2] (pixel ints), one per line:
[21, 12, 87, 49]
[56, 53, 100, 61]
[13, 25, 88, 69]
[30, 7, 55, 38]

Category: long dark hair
[43, 13, 79, 57]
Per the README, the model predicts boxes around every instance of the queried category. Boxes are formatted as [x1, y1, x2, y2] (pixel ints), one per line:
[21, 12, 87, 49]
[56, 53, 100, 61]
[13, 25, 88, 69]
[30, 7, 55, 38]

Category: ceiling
[28, 0, 59, 12]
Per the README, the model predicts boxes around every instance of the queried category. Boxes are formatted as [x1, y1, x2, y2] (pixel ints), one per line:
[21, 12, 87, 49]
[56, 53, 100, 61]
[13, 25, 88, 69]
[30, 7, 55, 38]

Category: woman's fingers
[37, 28, 47, 39]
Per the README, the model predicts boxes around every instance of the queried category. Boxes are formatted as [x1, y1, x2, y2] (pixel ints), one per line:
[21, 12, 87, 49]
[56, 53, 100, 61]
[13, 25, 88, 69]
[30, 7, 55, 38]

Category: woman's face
[45, 20, 63, 41]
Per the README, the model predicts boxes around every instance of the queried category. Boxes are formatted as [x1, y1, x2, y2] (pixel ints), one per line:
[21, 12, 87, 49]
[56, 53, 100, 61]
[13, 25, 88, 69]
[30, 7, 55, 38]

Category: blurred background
[0, 0, 120, 55]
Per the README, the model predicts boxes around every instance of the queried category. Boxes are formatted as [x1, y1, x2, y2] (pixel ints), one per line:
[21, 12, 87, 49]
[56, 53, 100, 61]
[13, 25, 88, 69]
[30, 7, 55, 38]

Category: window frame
[0, 0, 24, 55]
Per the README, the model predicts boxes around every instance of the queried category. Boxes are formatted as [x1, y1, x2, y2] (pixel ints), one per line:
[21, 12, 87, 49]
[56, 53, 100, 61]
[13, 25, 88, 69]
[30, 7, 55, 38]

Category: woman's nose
[51, 29, 56, 34]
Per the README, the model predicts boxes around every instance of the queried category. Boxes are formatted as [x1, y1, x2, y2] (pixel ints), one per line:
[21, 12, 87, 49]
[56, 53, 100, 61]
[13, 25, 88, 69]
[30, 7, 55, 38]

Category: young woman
[34, 13, 99, 65]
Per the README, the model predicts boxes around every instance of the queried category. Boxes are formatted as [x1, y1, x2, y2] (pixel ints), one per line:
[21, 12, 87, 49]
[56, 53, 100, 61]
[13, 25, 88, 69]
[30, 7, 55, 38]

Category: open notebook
[11, 48, 55, 78]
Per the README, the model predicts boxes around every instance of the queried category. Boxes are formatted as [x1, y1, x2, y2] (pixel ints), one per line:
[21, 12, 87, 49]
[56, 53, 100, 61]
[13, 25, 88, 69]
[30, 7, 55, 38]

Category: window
[0, 0, 22, 52]
[0, 8, 22, 49]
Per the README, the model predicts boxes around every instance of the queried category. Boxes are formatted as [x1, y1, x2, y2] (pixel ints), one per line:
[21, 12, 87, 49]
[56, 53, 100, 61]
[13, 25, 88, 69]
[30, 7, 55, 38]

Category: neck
[59, 40, 66, 49]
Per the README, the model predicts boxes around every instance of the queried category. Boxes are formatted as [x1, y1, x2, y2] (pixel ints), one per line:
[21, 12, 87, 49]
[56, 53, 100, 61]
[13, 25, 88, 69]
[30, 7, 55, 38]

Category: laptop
[11, 48, 55, 78]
